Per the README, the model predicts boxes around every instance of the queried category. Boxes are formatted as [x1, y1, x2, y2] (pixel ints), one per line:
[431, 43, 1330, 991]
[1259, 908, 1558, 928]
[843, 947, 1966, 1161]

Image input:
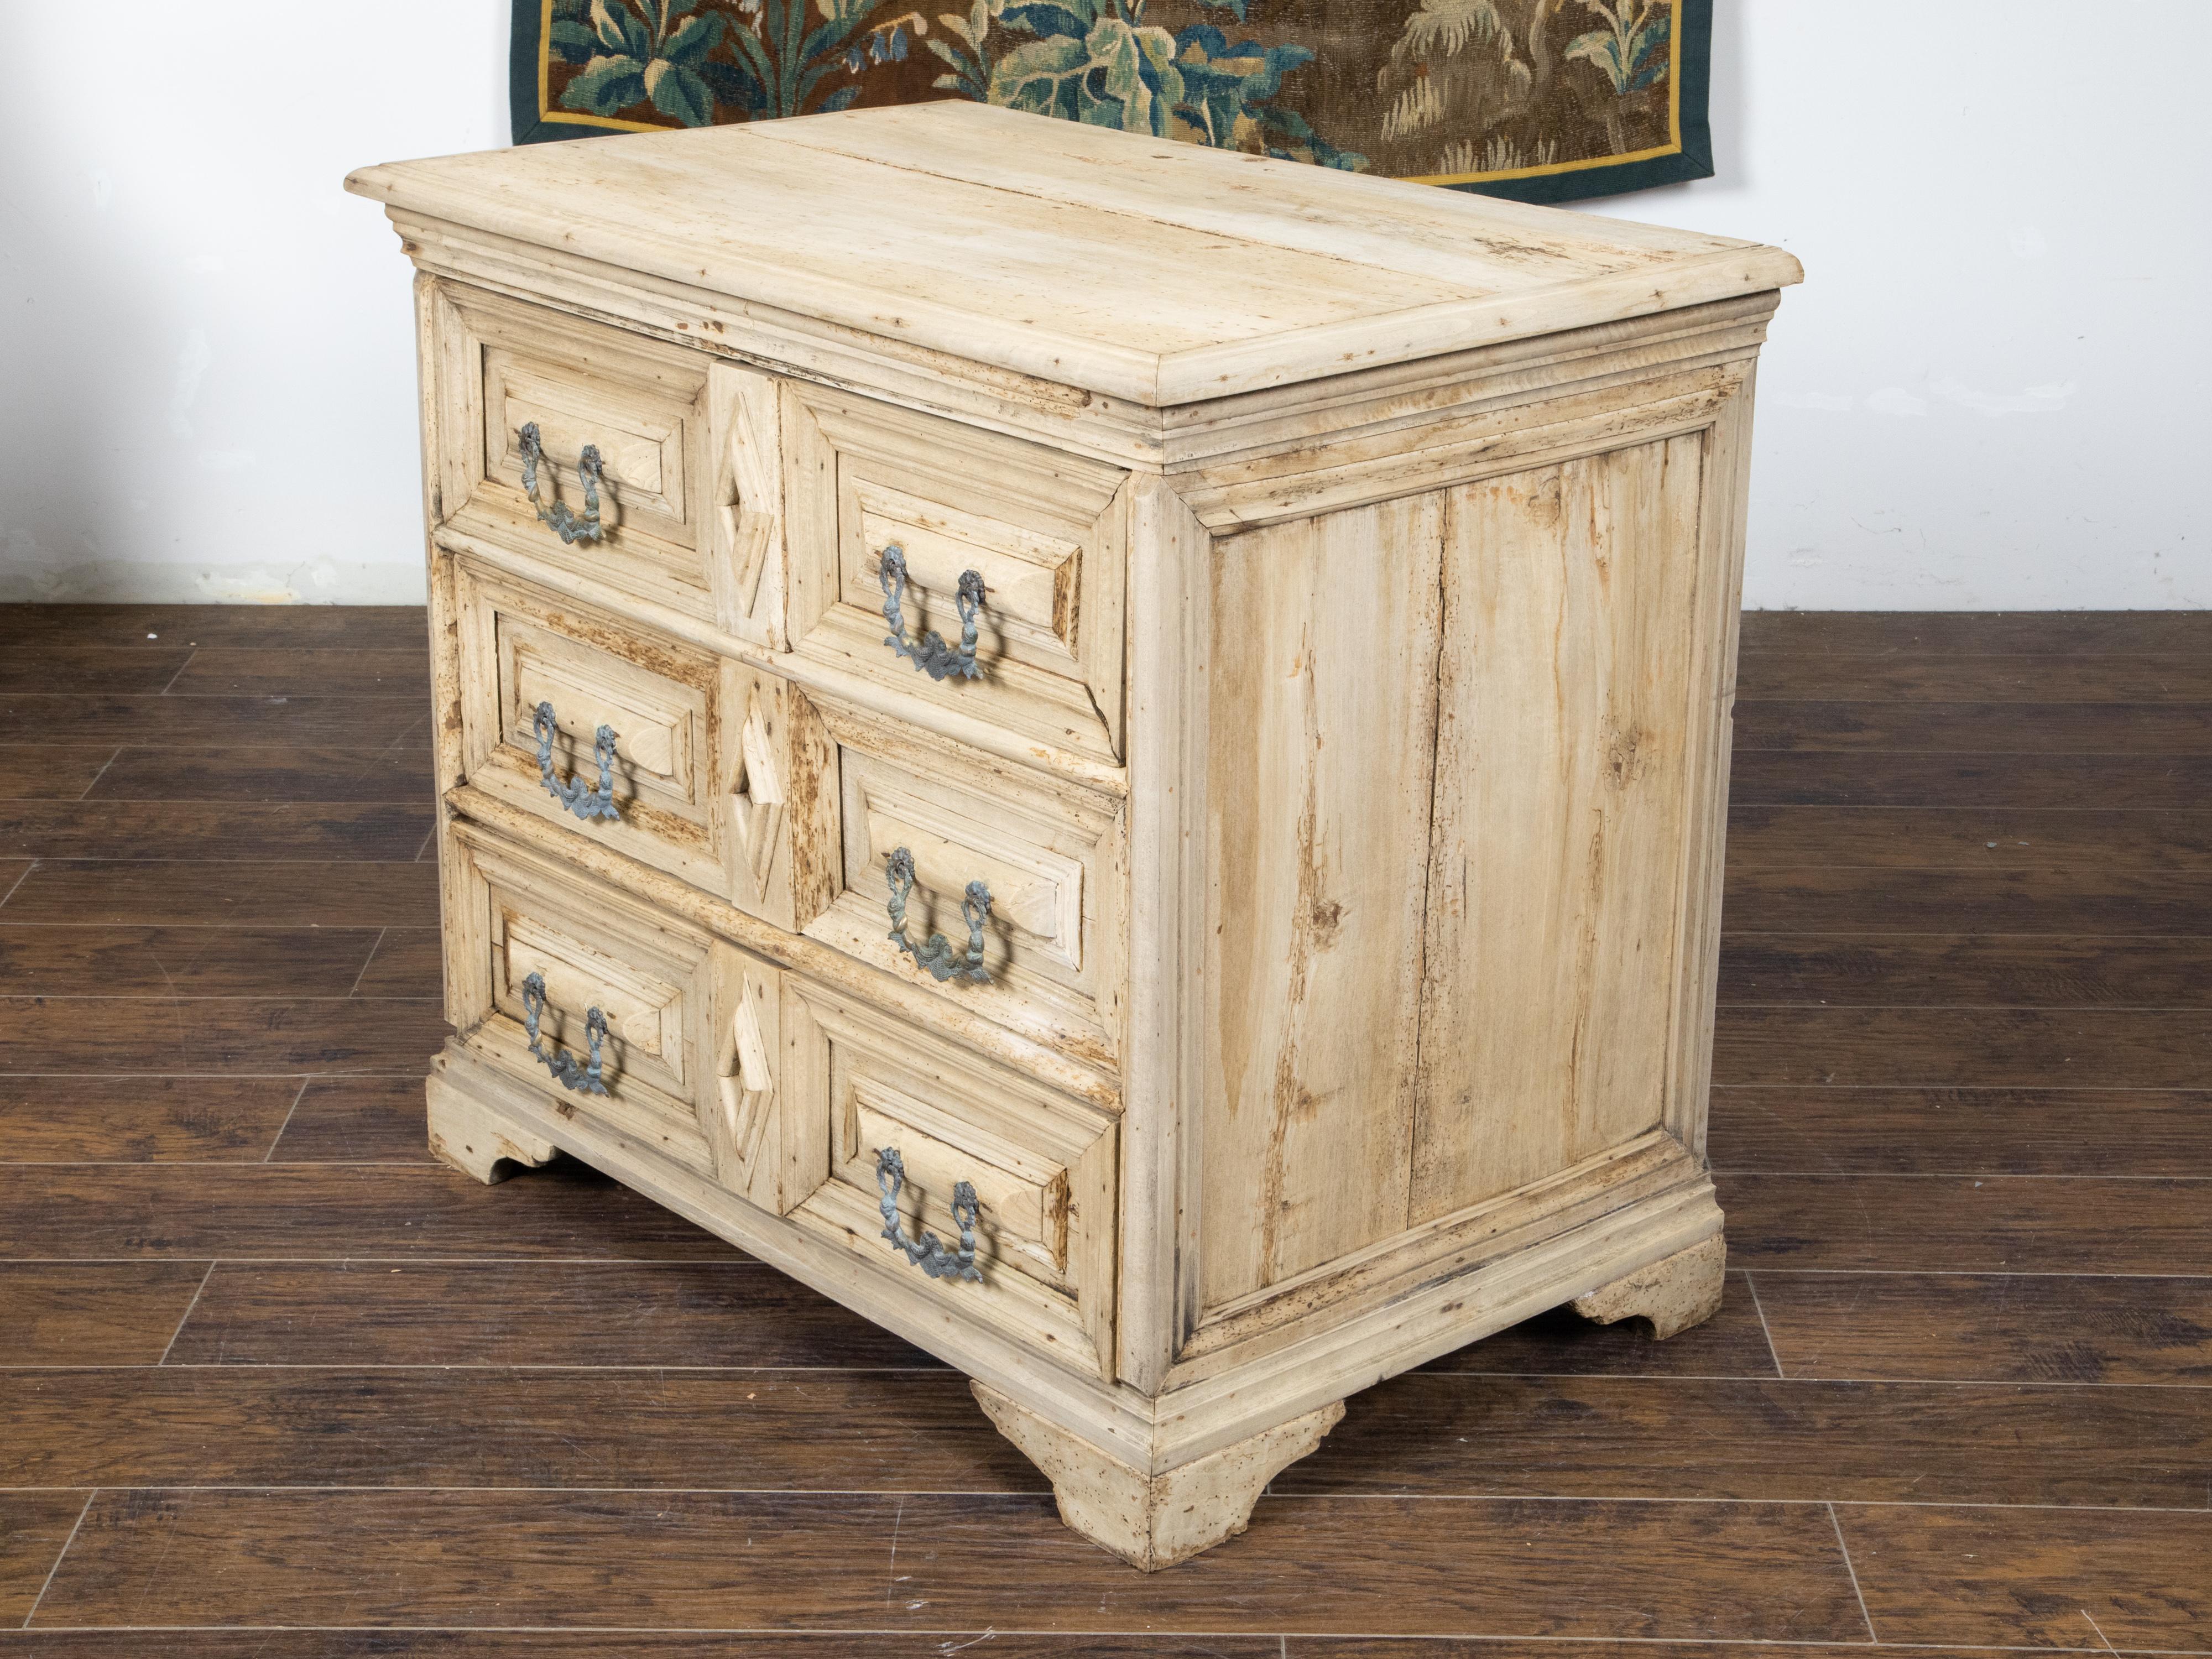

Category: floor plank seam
[3, 1361, 2209, 1386]
[0, 861, 33, 910]
[154, 1263, 217, 1365]
[1, 1485, 2204, 1514]
[1825, 1500, 1879, 1644]
[17, 1489, 92, 1631]
[1710, 1170, 2212, 1182]
[153, 651, 199, 696]
[10, 1624, 2182, 1647]
[1741, 1270, 1785, 1380]
[260, 1081, 312, 1162]
[70, 749, 120, 803]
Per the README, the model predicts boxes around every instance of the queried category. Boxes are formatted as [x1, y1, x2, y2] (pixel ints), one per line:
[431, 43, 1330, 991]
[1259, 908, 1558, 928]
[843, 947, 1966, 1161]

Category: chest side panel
[1199, 431, 1713, 1315]
[1408, 434, 1709, 1222]
[1201, 497, 1445, 1308]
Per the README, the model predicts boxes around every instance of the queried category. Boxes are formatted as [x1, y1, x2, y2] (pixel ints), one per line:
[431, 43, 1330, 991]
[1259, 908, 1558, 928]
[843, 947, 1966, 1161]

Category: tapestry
[510, 0, 1710, 203]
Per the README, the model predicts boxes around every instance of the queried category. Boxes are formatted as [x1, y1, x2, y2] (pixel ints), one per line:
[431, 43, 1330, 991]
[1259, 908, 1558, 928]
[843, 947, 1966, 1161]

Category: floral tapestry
[510, 0, 1710, 202]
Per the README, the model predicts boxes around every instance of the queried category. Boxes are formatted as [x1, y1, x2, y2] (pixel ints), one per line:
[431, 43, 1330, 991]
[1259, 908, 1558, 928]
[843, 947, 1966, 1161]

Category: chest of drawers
[348, 103, 1798, 1570]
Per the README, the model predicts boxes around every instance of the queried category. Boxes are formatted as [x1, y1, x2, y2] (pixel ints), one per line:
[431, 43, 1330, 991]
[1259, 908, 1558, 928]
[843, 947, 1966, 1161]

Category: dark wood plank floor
[1, 603, 2206, 1656]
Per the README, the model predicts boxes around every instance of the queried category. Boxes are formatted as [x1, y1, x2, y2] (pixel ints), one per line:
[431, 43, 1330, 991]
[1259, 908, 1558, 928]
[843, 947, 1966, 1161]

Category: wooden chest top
[345, 102, 1800, 407]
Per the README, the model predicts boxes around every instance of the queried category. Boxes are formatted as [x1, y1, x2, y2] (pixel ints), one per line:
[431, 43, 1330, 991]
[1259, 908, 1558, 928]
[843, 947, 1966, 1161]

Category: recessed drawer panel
[452, 559, 811, 928]
[430, 281, 786, 646]
[778, 975, 1119, 1381]
[445, 822, 775, 1192]
[782, 383, 1130, 771]
[787, 691, 1126, 1072]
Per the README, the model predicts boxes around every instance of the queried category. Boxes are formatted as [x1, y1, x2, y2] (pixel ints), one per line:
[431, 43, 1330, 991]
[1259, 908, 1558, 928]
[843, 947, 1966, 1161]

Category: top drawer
[427, 282, 786, 647]
[780, 384, 1131, 772]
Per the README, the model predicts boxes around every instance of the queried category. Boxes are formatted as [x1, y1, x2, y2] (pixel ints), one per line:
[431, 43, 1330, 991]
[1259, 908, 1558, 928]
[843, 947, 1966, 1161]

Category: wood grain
[1736, 649, 2212, 702]
[1721, 870, 2212, 935]
[1840, 1503, 2212, 1651]
[169, 649, 430, 697]
[1751, 1271, 2212, 1385]
[1277, 1370, 2212, 1506]
[265, 1077, 437, 1164]
[1734, 700, 2212, 753]
[1737, 610, 2212, 656]
[0, 1164, 745, 1260]
[0, 646, 195, 694]
[0, 1491, 92, 1624]
[0, 927, 388, 997]
[84, 745, 434, 804]
[1724, 804, 2212, 873]
[1418, 1273, 1778, 1378]
[0, 1637, 1264, 1657]
[1409, 443, 1704, 1223]
[1727, 749, 2212, 808]
[0, 1076, 302, 1161]
[1293, 1646, 1905, 1659]
[0, 604, 431, 652]
[1719, 936, 2212, 1005]
[0, 997, 450, 1075]
[0, 802, 434, 862]
[350, 928, 441, 997]
[1713, 1006, 2212, 1088]
[1202, 494, 1440, 1301]
[31, 1489, 1866, 1640]
[0, 1262, 211, 1364]
[0, 695, 428, 747]
[1, 862, 439, 927]
[0, 747, 121, 801]
[1, 1368, 1041, 1492]
[348, 100, 1798, 406]
[165, 1261, 940, 1368]
[1718, 1172, 2212, 1273]
[1709, 1086, 2212, 1175]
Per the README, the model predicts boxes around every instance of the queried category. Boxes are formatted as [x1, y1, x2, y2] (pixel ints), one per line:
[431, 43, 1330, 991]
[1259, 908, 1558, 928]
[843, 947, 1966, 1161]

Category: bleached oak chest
[348, 102, 1799, 1571]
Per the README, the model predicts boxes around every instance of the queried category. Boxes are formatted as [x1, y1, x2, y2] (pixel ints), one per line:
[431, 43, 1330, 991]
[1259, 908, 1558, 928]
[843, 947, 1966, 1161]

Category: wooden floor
[1, 603, 2207, 1656]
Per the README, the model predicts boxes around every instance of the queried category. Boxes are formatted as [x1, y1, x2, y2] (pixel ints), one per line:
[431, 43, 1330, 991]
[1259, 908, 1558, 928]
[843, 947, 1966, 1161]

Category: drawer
[429, 281, 786, 646]
[786, 691, 1126, 1071]
[776, 975, 1119, 1381]
[451, 558, 819, 929]
[444, 821, 779, 1197]
[781, 383, 1131, 769]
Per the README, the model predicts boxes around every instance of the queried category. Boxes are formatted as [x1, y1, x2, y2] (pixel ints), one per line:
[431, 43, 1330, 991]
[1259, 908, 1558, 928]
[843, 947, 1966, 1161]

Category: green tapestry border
[513, 0, 1714, 205]
[1443, 0, 1710, 204]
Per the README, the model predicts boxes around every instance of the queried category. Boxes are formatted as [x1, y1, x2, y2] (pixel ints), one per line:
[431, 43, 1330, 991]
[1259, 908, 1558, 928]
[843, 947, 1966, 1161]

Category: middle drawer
[452, 556, 806, 927]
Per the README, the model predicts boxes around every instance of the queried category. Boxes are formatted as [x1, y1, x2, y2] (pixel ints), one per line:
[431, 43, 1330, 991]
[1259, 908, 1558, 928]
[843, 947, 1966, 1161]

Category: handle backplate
[878, 545, 984, 682]
[520, 970, 609, 1097]
[874, 1146, 982, 1283]
[884, 846, 992, 984]
[534, 701, 620, 823]
[519, 422, 607, 546]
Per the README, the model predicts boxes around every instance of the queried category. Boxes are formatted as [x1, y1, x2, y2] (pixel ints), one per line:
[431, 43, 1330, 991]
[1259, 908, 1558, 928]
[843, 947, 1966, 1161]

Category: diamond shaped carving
[730, 692, 785, 900]
[717, 977, 775, 1172]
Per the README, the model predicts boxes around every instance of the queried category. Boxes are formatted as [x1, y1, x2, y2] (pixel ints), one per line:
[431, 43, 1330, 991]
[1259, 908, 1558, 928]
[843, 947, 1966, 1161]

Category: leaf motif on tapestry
[517, 0, 1713, 202]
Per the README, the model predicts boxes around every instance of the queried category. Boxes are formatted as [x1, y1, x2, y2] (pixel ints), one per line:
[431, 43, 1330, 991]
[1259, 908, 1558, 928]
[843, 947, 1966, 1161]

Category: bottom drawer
[776, 975, 1120, 1383]
[445, 822, 779, 1196]
[441, 820, 1120, 1380]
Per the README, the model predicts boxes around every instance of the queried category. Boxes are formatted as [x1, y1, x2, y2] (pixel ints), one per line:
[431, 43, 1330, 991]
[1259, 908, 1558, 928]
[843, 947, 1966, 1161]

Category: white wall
[0, 6, 509, 605]
[2, 2, 2203, 608]
[1579, 1, 2208, 610]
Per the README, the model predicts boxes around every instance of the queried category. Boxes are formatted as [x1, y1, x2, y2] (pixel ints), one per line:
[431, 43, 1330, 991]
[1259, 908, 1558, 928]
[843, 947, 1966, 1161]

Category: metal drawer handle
[885, 847, 992, 984]
[520, 971, 609, 1096]
[875, 1146, 982, 1283]
[878, 545, 984, 682]
[518, 422, 607, 545]
[534, 701, 619, 823]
